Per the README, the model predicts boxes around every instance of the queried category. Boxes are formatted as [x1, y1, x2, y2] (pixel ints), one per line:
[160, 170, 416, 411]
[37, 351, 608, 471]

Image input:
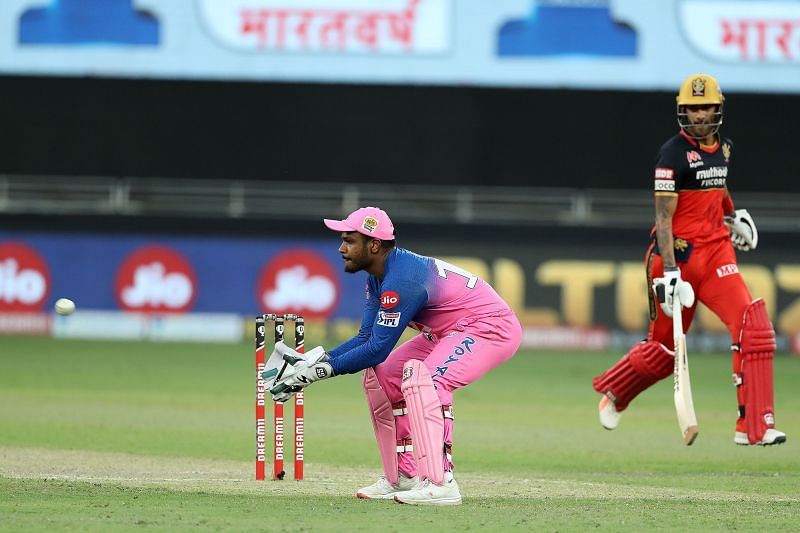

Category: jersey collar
[679, 130, 719, 153]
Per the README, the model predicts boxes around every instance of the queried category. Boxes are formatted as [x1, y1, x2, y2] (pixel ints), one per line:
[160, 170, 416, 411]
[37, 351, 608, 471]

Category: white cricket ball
[54, 298, 76, 316]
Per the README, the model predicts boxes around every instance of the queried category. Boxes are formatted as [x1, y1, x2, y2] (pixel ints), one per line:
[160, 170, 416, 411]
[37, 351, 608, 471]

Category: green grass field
[1, 336, 798, 531]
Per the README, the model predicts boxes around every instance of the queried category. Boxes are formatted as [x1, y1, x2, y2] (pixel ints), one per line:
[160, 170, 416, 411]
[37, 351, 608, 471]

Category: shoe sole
[734, 436, 787, 446]
[356, 492, 398, 500]
[393, 495, 462, 506]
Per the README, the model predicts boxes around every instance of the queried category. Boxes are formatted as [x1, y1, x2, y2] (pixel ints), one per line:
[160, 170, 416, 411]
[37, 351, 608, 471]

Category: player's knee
[739, 299, 776, 356]
[629, 340, 674, 380]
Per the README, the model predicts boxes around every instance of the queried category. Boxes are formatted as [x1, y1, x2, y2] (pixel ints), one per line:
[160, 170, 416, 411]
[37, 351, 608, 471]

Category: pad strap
[392, 401, 408, 416]
[396, 438, 413, 453]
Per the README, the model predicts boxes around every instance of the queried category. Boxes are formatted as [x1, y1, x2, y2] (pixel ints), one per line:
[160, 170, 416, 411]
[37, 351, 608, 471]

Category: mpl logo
[0, 242, 50, 311]
[259, 249, 339, 318]
[115, 246, 197, 313]
[716, 264, 739, 278]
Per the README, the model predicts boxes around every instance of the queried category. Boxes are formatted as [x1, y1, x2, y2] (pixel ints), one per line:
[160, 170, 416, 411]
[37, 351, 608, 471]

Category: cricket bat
[673, 295, 698, 445]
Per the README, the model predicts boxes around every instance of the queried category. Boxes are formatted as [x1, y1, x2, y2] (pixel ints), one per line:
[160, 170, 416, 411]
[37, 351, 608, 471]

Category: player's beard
[343, 253, 370, 273]
[689, 120, 712, 138]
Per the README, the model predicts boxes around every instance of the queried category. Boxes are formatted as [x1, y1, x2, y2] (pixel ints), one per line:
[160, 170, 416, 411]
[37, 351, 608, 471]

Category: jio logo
[258, 249, 339, 318]
[115, 245, 197, 312]
[380, 291, 399, 309]
[0, 242, 50, 311]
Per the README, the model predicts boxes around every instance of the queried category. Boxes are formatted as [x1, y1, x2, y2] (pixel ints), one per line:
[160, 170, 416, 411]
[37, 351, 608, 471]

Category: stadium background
[2, 0, 799, 353]
[2, 2, 800, 530]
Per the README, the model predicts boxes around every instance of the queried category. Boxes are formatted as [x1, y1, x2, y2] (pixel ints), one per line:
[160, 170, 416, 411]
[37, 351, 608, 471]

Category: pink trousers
[370, 311, 522, 477]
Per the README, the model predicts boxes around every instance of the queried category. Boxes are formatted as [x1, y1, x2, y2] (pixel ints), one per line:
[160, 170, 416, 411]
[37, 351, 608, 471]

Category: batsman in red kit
[592, 73, 786, 446]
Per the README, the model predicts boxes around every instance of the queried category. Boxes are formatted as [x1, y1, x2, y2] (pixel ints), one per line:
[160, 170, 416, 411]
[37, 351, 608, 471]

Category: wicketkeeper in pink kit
[268, 206, 522, 505]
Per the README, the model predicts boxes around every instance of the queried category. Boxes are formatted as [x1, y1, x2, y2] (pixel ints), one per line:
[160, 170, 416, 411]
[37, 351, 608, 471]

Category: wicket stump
[255, 313, 305, 480]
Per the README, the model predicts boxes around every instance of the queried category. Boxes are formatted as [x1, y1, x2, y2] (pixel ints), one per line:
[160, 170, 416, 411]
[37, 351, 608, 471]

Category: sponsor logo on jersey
[655, 167, 674, 179]
[686, 150, 702, 163]
[686, 150, 704, 168]
[696, 166, 727, 179]
[377, 310, 401, 327]
[696, 166, 728, 187]
[380, 290, 399, 309]
[655, 180, 676, 192]
[716, 264, 739, 277]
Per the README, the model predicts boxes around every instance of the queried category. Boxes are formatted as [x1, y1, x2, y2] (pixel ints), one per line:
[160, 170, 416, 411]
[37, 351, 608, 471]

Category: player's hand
[653, 268, 695, 318]
[270, 389, 294, 403]
[269, 346, 333, 398]
[724, 209, 758, 251]
[261, 341, 303, 384]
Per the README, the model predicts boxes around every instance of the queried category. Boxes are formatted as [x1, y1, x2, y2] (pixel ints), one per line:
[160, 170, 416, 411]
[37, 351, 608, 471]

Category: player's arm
[327, 281, 379, 359]
[654, 193, 678, 270]
[328, 281, 428, 375]
[722, 185, 735, 217]
[652, 193, 695, 316]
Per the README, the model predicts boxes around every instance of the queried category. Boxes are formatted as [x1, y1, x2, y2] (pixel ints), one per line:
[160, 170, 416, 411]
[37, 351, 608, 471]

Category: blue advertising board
[0, 232, 366, 319]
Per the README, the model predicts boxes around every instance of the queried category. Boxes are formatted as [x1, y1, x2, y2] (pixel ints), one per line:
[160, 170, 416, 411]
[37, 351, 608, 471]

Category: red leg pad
[739, 299, 777, 444]
[592, 341, 673, 411]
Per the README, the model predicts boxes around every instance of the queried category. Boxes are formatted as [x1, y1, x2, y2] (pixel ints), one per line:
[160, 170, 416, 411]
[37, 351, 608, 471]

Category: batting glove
[653, 268, 695, 318]
[724, 209, 758, 251]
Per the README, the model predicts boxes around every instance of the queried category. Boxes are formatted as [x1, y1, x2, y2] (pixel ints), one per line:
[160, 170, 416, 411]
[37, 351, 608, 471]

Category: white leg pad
[362, 368, 399, 485]
[401, 360, 445, 485]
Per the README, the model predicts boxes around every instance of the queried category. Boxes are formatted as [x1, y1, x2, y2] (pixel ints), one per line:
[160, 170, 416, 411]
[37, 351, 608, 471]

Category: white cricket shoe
[734, 428, 787, 446]
[393, 478, 462, 506]
[356, 473, 418, 500]
[598, 395, 622, 430]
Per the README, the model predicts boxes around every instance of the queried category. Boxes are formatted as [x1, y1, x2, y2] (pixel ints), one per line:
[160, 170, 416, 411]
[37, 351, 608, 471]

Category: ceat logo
[0, 242, 50, 311]
[380, 290, 399, 309]
[259, 249, 339, 319]
[115, 246, 197, 313]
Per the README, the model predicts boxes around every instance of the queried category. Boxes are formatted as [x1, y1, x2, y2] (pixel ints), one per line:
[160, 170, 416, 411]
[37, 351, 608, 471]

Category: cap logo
[362, 216, 379, 233]
[691, 78, 706, 96]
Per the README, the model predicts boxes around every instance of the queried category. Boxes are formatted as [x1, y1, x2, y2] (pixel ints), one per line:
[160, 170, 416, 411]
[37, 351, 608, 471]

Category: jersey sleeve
[328, 279, 379, 359]
[653, 144, 684, 196]
[328, 278, 428, 375]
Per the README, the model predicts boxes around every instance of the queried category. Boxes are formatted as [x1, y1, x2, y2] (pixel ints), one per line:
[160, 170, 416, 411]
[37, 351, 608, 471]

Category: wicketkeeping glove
[269, 346, 333, 402]
[653, 268, 695, 318]
[724, 208, 758, 251]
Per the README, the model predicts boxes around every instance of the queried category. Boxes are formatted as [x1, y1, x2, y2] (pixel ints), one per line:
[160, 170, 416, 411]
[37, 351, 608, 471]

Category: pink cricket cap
[323, 206, 395, 241]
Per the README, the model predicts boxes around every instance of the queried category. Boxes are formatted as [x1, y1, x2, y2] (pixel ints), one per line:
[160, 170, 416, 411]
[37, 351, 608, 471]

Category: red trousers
[648, 237, 752, 348]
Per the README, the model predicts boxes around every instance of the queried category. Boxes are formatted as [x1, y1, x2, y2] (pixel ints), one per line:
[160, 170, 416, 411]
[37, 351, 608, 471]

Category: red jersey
[652, 130, 732, 245]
